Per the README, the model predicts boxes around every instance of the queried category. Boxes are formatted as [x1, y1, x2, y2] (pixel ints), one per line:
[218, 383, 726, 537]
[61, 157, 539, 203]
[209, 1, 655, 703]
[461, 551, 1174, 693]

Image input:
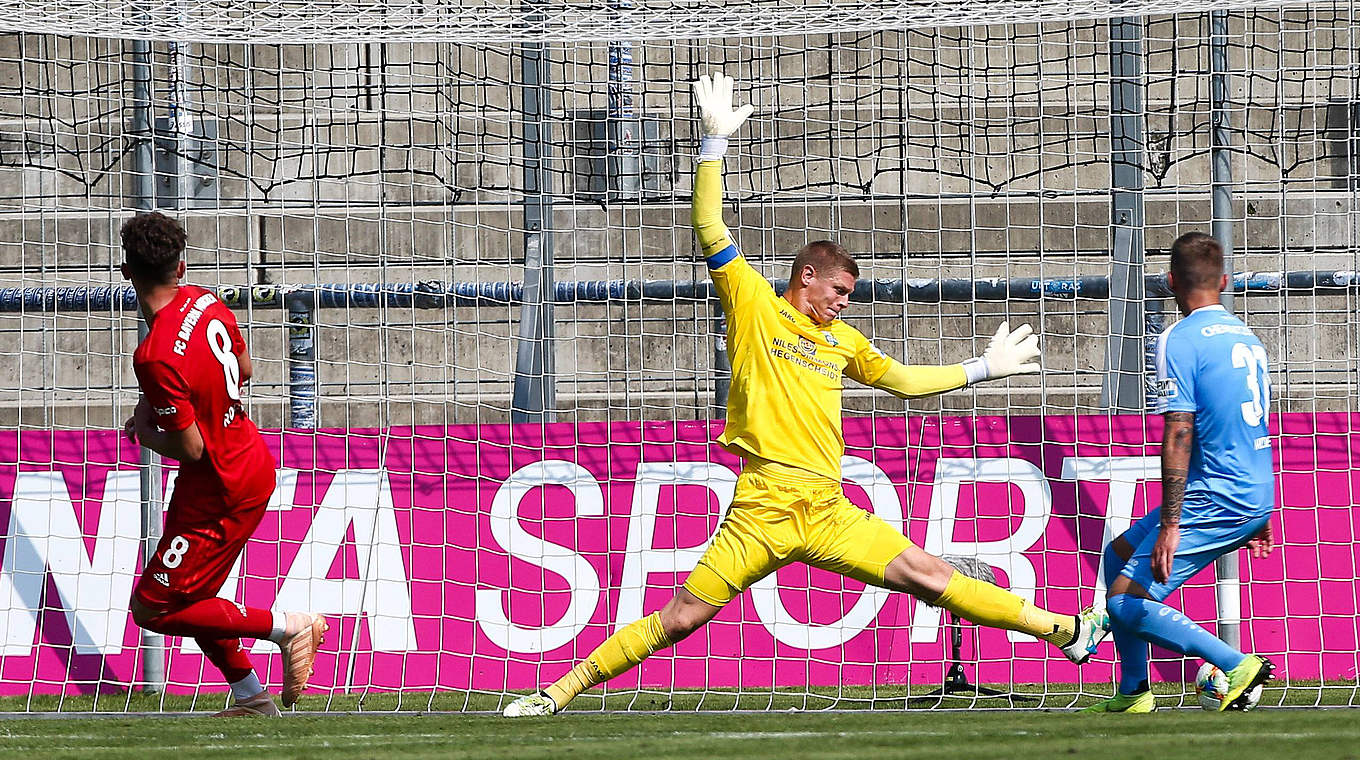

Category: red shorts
[133, 483, 271, 611]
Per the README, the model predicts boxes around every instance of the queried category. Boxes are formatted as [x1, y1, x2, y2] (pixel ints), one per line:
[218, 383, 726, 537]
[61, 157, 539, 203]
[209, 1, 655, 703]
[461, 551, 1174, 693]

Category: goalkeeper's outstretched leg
[502, 588, 721, 717]
[881, 543, 1107, 664]
[503, 540, 1106, 717]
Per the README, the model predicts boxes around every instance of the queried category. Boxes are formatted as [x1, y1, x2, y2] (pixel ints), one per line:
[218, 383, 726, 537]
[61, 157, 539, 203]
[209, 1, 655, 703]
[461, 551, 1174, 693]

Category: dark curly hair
[121, 211, 186, 283]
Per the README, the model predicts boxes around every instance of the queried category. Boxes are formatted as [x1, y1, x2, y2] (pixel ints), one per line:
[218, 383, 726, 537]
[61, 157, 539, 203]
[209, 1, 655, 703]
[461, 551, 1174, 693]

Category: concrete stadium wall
[0, 16, 1356, 427]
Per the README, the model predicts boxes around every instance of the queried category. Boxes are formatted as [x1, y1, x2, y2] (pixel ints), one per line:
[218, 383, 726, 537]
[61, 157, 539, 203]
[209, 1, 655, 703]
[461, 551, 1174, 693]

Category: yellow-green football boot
[1219, 655, 1275, 712]
[503, 691, 559, 717]
[1081, 690, 1157, 713]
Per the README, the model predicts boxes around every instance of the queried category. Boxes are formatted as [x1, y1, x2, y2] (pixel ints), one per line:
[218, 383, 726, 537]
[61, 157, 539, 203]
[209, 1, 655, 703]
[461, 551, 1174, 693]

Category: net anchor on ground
[916, 556, 1038, 704]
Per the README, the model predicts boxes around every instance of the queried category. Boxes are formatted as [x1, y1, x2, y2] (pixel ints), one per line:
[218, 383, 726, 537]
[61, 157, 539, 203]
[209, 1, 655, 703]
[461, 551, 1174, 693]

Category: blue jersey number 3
[1231, 342, 1270, 427]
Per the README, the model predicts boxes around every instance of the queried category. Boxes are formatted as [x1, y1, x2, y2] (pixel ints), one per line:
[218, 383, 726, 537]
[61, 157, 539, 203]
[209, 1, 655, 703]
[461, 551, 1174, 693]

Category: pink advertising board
[0, 412, 1356, 695]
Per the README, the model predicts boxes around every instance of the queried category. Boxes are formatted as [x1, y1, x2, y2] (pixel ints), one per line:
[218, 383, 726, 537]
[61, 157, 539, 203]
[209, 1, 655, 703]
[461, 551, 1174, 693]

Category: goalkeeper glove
[692, 71, 754, 161]
[962, 321, 1042, 383]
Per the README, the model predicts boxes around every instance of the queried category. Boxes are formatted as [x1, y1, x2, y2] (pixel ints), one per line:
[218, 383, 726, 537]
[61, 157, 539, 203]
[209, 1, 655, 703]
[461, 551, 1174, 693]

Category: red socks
[196, 638, 254, 684]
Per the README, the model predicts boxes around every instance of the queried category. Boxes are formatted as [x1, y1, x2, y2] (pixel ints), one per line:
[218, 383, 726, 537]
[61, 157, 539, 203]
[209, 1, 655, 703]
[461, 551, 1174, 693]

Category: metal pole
[1102, 15, 1147, 413]
[129, 36, 166, 695]
[5, 270, 1360, 314]
[168, 39, 192, 208]
[133, 346, 166, 693]
[286, 291, 317, 428]
[135, 323, 166, 695]
[511, 6, 556, 423]
[1142, 299, 1166, 410]
[1212, 10, 1236, 316]
[712, 299, 730, 415]
[130, 41, 156, 212]
[607, 2, 640, 198]
[1209, 8, 1242, 650]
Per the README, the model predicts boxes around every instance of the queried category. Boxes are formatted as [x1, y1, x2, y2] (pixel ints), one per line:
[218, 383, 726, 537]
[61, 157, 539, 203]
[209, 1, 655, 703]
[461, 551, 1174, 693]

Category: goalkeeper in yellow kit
[504, 72, 1106, 717]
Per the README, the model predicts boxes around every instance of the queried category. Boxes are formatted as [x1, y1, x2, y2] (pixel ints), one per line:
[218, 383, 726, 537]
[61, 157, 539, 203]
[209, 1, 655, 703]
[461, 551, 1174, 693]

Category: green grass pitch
[0, 708, 1358, 760]
[1, 682, 1357, 760]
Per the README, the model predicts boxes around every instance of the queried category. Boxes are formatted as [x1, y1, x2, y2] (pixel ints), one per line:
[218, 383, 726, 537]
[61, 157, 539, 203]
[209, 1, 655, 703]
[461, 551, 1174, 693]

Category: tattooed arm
[1151, 411, 1196, 583]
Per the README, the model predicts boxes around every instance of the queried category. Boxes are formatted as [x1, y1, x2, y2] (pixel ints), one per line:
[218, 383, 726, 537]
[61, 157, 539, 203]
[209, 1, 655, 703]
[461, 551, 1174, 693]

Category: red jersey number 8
[162, 535, 190, 569]
[206, 319, 242, 402]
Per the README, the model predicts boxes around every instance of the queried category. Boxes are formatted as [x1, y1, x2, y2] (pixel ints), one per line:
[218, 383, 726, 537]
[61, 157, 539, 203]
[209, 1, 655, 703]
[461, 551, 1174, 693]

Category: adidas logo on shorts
[153, 572, 170, 587]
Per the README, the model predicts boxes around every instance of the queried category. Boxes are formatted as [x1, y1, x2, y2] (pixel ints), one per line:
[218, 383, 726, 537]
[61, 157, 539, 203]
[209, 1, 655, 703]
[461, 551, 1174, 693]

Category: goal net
[0, 0, 1356, 712]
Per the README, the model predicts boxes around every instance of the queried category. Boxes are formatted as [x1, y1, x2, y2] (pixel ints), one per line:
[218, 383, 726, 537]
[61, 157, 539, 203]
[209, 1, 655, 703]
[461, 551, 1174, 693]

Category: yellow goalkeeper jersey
[712, 254, 894, 481]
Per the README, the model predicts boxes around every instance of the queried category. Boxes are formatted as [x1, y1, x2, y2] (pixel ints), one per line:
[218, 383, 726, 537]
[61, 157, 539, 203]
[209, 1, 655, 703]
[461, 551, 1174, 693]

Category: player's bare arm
[1152, 410, 1194, 583]
[237, 347, 254, 384]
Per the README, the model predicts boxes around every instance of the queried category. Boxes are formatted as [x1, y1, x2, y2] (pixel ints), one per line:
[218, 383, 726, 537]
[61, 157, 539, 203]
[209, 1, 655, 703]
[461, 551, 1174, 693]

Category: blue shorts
[1117, 508, 1271, 601]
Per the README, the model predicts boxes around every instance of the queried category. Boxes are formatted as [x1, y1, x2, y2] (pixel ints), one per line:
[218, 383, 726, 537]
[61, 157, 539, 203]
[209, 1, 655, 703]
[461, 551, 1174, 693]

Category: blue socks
[1102, 542, 1126, 592]
[1110, 619, 1151, 694]
[1103, 544, 1152, 694]
[1106, 593, 1246, 694]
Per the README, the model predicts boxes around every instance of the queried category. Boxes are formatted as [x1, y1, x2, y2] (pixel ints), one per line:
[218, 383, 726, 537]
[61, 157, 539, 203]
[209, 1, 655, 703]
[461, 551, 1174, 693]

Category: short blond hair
[791, 240, 858, 281]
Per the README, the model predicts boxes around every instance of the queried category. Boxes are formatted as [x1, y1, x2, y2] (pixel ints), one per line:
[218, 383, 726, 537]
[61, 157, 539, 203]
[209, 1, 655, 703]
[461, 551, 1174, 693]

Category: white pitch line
[695, 729, 950, 740]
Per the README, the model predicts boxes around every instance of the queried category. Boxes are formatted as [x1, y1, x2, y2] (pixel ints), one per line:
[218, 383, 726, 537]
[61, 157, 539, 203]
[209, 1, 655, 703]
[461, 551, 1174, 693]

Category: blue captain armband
[705, 244, 739, 270]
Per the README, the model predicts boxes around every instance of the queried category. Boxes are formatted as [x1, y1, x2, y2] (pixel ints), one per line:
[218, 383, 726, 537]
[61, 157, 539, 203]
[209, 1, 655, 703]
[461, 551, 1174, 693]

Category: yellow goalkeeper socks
[543, 612, 673, 709]
[933, 571, 1075, 646]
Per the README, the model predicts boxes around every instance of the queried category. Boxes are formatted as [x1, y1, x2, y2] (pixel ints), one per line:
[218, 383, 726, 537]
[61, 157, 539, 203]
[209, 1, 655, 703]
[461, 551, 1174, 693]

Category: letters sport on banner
[0, 413, 1356, 694]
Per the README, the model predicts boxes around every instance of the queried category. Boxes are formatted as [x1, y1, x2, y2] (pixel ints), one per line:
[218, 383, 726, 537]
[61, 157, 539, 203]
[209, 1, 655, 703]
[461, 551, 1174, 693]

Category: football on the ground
[1195, 662, 1263, 711]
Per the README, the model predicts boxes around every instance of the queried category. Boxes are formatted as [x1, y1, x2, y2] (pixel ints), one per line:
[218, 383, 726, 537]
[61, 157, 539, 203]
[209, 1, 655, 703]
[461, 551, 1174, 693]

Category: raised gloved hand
[692, 71, 754, 160]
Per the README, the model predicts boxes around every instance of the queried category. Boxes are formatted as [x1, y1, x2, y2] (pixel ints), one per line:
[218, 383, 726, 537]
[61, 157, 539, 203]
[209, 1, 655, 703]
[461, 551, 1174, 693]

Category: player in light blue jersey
[1084, 232, 1277, 713]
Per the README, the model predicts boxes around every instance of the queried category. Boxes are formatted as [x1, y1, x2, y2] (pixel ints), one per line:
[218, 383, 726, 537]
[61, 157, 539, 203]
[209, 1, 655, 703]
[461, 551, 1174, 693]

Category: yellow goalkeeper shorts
[682, 456, 914, 607]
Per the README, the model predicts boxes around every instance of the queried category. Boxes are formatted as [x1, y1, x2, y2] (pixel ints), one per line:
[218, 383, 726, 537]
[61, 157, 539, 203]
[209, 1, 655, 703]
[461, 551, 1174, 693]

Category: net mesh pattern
[0, 3, 1356, 711]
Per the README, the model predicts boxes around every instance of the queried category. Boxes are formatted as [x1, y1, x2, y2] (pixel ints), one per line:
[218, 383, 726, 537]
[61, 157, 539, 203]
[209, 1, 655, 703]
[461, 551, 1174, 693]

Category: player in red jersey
[121, 211, 327, 716]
